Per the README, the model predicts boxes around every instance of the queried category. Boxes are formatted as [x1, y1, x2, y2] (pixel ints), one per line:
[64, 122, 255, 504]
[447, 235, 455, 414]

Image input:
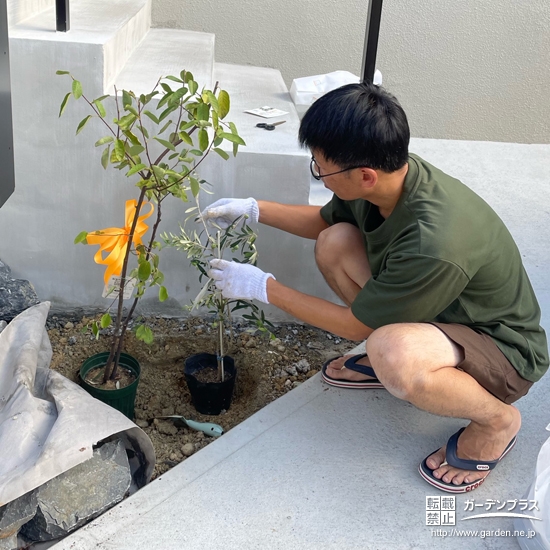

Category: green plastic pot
[79, 352, 141, 420]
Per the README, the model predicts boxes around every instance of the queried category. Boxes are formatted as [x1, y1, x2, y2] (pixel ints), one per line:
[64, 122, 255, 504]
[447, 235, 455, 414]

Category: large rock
[0, 492, 37, 550]
[20, 440, 131, 542]
[0, 259, 40, 322]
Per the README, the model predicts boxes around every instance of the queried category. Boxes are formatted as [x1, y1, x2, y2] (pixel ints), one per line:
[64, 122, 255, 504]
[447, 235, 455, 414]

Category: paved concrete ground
[54, 139, 550, 550]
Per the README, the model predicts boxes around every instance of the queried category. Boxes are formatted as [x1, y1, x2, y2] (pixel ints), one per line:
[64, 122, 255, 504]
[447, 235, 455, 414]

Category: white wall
[152, 0, 550, 144]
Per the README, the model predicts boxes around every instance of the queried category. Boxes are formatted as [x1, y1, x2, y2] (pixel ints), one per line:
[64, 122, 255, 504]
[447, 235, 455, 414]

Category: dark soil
[47, 313, 355, 479]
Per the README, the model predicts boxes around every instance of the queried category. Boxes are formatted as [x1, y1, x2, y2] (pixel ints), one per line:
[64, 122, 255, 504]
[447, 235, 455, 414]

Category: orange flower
[86, 199, 154, 284]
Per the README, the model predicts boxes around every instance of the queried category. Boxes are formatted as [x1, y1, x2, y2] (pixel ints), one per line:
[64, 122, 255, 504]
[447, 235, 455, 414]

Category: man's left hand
[208, 259, 275, 304]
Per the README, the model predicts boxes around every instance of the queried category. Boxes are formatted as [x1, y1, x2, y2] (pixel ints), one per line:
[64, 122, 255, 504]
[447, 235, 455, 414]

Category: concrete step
[9, 0, 151, 92]
[7, 0, 53, 26]
[112, 28, 215, 96]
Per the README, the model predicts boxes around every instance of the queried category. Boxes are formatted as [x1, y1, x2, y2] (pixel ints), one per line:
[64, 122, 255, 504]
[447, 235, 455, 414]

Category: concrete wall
[152, 0, 550, 144]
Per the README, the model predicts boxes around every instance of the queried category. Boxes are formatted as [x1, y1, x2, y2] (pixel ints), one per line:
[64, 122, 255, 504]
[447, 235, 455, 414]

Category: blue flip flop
[418, 427, 517, 493]
[321, 353, 385, 389]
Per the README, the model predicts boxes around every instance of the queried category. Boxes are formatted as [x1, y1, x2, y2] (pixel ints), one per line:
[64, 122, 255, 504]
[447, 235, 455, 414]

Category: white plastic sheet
[0, 302, 155, 506]
[289, 69, 383, 109]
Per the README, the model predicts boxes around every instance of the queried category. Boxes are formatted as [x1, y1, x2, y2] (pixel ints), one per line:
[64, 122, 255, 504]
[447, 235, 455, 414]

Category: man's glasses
[309, 157, 364, 181]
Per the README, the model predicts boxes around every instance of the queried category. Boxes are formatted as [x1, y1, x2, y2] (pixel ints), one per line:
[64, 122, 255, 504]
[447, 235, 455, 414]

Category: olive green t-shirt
[320, 154, 548, 382]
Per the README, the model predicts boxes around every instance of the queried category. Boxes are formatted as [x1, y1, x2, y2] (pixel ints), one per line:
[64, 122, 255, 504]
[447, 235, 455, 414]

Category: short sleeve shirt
[320, 154, 548, 382]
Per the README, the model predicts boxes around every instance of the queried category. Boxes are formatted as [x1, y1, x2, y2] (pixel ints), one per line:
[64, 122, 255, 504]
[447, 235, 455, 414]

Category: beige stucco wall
[152, 0, 550, 144]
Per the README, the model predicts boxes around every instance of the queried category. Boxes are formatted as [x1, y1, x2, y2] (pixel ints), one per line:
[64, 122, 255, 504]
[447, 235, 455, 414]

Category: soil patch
[47, 313, 355, 479]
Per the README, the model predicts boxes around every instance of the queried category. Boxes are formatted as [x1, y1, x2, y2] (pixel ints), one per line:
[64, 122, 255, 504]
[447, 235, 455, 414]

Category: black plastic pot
[184, 353, 236, 415]
[79, 352, 141, 420]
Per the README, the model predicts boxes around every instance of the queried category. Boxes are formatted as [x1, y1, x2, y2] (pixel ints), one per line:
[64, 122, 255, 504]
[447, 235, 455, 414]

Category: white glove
[200, 198, 259, 229]
[208, 259, 274, 304]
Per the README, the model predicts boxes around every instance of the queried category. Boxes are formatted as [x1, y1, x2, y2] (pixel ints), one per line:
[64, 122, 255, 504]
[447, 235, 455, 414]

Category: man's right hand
[200, 198, 259, 229]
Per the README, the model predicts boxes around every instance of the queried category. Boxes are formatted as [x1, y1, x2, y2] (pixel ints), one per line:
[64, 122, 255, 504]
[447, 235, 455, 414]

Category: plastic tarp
[0, 302, 155, 507]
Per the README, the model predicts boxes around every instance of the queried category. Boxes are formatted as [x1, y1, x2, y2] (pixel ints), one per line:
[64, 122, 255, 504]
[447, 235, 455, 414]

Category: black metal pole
[361, 0, 383, 83]
[0, 0, 15, 209]
[56, 0, 70, 32]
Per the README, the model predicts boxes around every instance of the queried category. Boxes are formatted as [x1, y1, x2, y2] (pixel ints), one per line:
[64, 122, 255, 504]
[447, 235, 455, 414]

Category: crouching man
[202, 82, 548, 493]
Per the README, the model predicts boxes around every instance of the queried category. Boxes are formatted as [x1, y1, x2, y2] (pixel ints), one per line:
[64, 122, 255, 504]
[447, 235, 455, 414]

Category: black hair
[298, 82, 410, 173]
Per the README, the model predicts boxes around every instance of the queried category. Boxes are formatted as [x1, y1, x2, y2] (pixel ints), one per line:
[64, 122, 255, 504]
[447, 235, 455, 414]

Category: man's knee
[315, 223, 361, 267]
[366, 324, 429, 399]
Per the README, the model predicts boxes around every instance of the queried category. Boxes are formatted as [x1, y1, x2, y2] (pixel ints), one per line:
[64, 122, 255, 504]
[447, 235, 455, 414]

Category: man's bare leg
[315, 223, 371, 306]
[366, 322, 521, 485]
[315, 222, 375, 380]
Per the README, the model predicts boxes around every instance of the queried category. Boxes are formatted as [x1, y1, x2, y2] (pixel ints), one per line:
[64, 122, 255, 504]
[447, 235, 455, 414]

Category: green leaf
[190, 176, 200, 197]
[117, 113, 136, 130]
[161, 82, 173, 93]
[158, 104, 178, 122]
[218, 132, 246, 146]
[159, 286, 168, 302]
[100, 313, 112, 329]
[165, 75, 183, 83]
[127, 105, 139, 117]
[92, 322, 100, 340]
[158, 119, 172, 135]
[56, 70, 70, 75]
[213, 147, 229, 160]
[154, 137, 176, 151]
[72, 80, 83, 100]
[122, 129, 140, 146]
[95, 136, 114, 147]
[122, 90, 132, 108]
[183, 71, 194, 83]
[188, 80, 198, 95]
[218, 90, 230, 118]
[76, 115, 93, 135]
[74, 231, 88, 244]
[178, 131, 194, 146]
[197, 103, 209, 121]
[198, 128, 208, 152]
[93, 99, 106, 118]
[126, 163, 147, 176]
[138, 261, 152, 281]
[143, 110, 159, 124]
[136, 325, 154, 345]
[101, 145, 110, 169]
[206, 91, 219, 112]
[114, 139, 125, 161]
[129, 144, 145, 156]
[58, 93, 71, 118]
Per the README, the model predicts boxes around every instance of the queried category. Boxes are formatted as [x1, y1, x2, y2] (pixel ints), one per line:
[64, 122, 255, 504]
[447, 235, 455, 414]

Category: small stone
[245, 338, 256, 348]
[306, 370, 317, 379]
[135, 419, 149, 429]
[326, 334, 332, 339]
[169, 453, 178, 461]
[294, 359, 310, 374]
[68, 336, 77, 345]
[0, 320, 7, 334]
[284, 365, 297, 376]
[284, 379, 292, 388]
[157, 421, 178, 436]
[182, 443, 195, 457]
[164, 344, 170, 351]
[269, 338, 281, 347]
[161, 406, 175, 417]
[307, 341, 324, 350]
[277, 345, 285, 353]
[292, 381, 302, 389]
[64, 321, 74, 329]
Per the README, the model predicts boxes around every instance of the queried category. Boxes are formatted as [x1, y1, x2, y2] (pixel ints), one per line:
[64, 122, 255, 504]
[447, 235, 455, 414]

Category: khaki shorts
[430, 323, 533, 404]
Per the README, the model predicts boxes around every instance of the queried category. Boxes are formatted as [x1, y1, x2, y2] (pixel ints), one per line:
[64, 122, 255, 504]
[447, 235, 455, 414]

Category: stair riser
[103, 0, 152, 93]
